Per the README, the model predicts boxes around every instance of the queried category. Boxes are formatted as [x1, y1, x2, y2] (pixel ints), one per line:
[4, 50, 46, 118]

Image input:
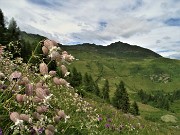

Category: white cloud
[0, 0, 180, 59]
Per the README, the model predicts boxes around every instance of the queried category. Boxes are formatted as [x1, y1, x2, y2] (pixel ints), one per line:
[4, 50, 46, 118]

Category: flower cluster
[42, 39, 74, 63]
[0, 39, 74, 135]
[4, 69, 70, 134]
[51, 86, 100, 134]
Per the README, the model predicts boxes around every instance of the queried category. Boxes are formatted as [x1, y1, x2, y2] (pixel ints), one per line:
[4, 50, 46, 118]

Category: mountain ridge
[62, 41, 162, 58]
[20, 31, 162, 59]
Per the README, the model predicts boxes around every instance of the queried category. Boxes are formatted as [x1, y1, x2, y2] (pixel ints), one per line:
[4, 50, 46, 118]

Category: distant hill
[62, 42, 162, 58]
[20, 31, 45, 43]
[20, 31, 161, 59]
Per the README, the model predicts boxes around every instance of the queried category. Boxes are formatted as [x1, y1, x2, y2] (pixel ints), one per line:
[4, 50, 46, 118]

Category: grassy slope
[20, 31, 45, 42]
[61, 45, 180, 134]
[64, 49, 180, 93]
[21, 32, 180, 134]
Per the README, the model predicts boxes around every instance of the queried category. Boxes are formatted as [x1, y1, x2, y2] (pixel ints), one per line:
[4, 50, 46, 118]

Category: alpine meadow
[0, 2, 180, 135]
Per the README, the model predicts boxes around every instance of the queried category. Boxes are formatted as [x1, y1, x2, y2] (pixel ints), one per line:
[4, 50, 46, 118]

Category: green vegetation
[137, 89, 180, 111]
[60, 38, 180, 134]
[130, 101, 140, 116]
[102, 79, 110, 102]
[67, 67, 82, 88]
[112, 81, 130, 113]
[19, 31, 180, 134]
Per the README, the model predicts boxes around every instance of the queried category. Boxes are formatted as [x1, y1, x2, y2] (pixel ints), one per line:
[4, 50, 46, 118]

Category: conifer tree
[88, 74, 95, 92]
[83, 72, 100, 96]
[0, 9, 5, 45]
[94, 82, 100, 97]
[130, 101, 140, 115]
[102, 79, 110, 102]
[70, 67, 82, 87]
[20, 40, 32, 62]
[0, 9, 5, 30]
[112, 81, 130, 113]
[8, 17, 20, 41]
[162, 97, 170, 111]
[83, 72, 91, 92]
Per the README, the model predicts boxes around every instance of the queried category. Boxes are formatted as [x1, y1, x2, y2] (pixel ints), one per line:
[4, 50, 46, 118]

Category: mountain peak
[105, 41, 162, 58]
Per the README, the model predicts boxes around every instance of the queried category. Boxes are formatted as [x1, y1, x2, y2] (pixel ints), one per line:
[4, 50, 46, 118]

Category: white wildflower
[65, 115, 70, 123]
[15, 119, 23, 126]
[44, 74, 51, 79]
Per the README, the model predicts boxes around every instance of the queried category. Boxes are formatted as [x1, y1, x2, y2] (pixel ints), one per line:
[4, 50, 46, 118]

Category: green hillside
[20, 31, 45, 43]
[61, 44, 180, 93]
[62, 41, 161, 58]
[15, 32, 180, 134]
[60, 38, 180, 133]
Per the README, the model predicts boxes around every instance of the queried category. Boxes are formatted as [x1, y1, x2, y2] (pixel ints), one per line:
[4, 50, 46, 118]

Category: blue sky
[0, 0, 180, 59]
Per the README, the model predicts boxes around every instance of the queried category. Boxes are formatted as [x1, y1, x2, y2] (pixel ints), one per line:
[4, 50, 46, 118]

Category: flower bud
[20, 114, 30, 122]
[36, 88, 46, 99]
[9, 71, 22, 81]
[16, 94, 23, 102]
[36, 82, 44, 88]
[36, 106, 48, 114]
[61, 65, 70, 77]
[23, 94, 27, 102]
[58, 110, 66, 119]
[44, 88, 50, 96]
[47, 125, 55, 133]
[51, 40, 58, 46]
[19, 77, 29, 85]
[39, 63, 48, 75]
[53, 115, 60, 123]
[59, 78, 70, 87]
[44, 40, 54, 50]
[45, 129, 54, 135]
[42, 46, 49, 55]
[0, 72, 5, 80]
[16, 94, 24, 102]
[0, 46, 4, 56]
[32, 96, 43, 103]
[44, 39, 57, 50]
[33, 112, 41, 120]
[53, 77, 61, 85]
[49, 71, 56, 76]
[25, 83, 34, 96]
[10, 112, 20, 123]
[49, 51, 61, 61]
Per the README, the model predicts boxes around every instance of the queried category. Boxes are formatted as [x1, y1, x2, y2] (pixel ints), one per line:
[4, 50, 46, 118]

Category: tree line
[137, 89, 180, 111]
